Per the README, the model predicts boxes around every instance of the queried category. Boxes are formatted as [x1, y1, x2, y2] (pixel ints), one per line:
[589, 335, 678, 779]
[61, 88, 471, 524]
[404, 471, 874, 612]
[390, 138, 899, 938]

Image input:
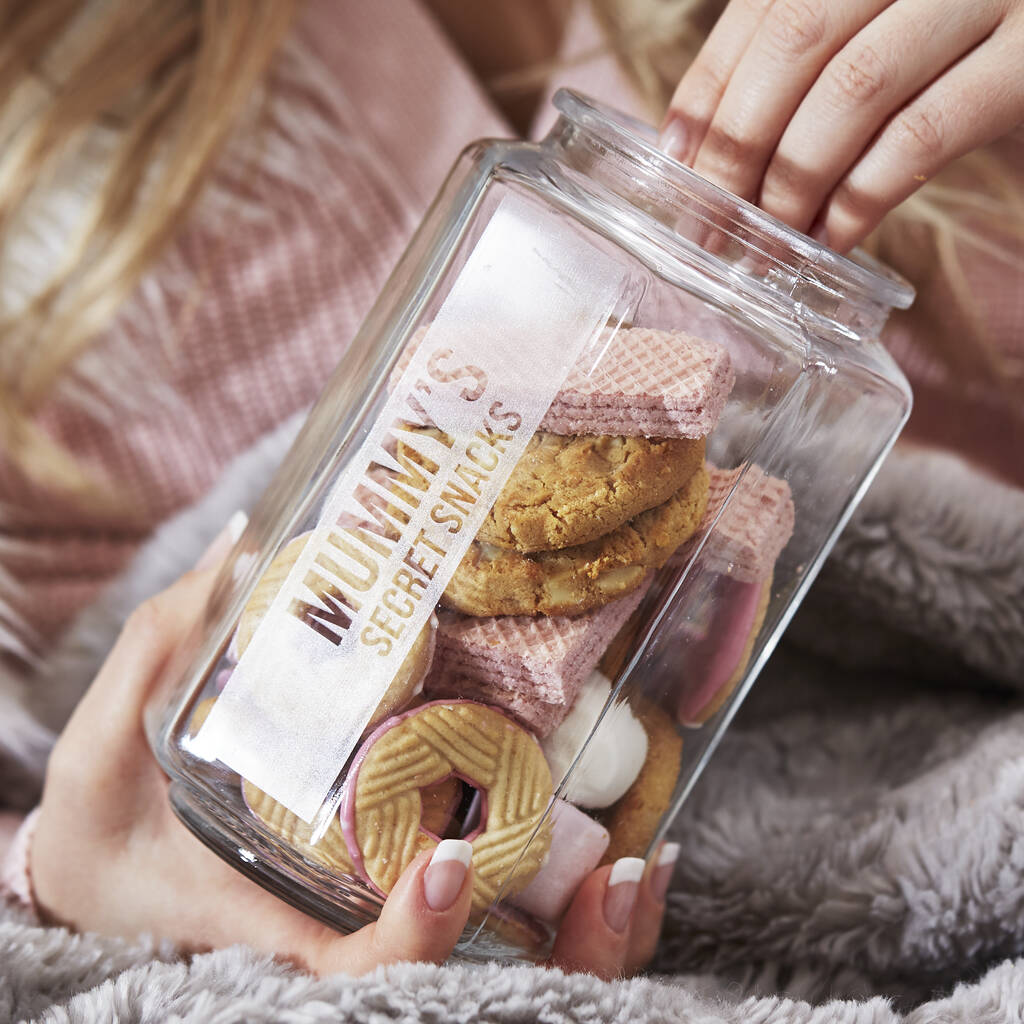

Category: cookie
[394, 326, 734, 439]
[241, 763, 459, 875]
[677, 575, 773, 727]
[600, 701, 683, 864]
[442, 465, 709, 617]
[475, 432, 706, 552]
[672, 464, 794, 582]
[235, 534, 436, 728]
[340, 700, 553, 911]
[242, 779, 356, 876]
[425, 585, 650, 736]
[235, 535, 310, 655]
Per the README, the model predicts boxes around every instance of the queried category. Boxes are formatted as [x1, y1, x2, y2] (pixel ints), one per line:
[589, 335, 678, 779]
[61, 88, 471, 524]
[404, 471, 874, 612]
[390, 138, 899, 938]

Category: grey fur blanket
[3, 413, 1024, 1024]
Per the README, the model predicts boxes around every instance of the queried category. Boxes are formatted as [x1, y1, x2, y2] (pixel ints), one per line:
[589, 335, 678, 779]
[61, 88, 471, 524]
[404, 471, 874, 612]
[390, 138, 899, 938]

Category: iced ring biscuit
[600, 701, 683, 864]
[475, 432, 705, 552]
[677, 574, 773, 727]
[442, 466, 709, 617]
[341, 700, 553, 911]
[235, 534, 436, 729]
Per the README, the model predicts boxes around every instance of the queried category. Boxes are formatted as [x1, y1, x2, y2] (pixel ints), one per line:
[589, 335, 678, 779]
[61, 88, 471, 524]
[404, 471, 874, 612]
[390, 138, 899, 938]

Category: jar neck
[540, 92, 914, 343]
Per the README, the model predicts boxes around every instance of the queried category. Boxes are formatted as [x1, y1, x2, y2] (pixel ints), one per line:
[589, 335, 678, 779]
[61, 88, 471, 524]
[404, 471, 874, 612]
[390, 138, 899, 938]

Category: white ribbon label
[192, 193, 626, 823]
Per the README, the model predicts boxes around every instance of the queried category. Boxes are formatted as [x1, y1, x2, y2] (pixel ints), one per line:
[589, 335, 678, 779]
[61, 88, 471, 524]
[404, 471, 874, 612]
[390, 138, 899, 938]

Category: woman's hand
[29, 523, 669, 979]
[660, 0, 1024, 251]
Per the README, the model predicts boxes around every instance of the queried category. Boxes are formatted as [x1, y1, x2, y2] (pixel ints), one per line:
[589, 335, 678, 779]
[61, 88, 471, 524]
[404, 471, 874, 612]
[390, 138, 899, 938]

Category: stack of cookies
[425, 326, 736, 738]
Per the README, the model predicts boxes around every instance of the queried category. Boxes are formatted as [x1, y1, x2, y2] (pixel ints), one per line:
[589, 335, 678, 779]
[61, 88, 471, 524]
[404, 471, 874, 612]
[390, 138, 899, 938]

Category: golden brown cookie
[235, 534, 435, 728]
[442, 465, 709, 618]
[242, 779, 356, 875]
[600, 701, 683, 864]
[341, 700, 553, 912]
[476, 432, 705, 552]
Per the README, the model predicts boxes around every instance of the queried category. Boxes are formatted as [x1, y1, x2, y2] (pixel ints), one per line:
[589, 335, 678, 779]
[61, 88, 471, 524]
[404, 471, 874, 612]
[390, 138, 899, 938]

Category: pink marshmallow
[511, 800, 610, 922]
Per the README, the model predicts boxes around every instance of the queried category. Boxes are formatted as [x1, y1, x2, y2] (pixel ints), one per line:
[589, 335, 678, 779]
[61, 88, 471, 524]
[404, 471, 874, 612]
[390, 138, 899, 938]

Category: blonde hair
[0, 0, 299, 502]
[1, 0, 1021, 501]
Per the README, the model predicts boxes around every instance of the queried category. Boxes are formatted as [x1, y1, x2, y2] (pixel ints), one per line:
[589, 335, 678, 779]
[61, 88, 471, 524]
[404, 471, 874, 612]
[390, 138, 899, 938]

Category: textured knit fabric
[2, 422, 1024, 1021]
[0, 0, 1021, 657]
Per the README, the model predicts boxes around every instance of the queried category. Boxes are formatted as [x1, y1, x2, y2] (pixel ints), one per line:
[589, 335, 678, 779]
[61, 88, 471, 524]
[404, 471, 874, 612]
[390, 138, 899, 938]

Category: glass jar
[148, 90, 913, 961]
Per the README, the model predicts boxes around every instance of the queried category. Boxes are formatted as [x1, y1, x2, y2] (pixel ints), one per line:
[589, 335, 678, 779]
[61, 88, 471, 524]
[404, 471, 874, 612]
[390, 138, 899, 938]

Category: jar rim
[552, 89, 915, 312]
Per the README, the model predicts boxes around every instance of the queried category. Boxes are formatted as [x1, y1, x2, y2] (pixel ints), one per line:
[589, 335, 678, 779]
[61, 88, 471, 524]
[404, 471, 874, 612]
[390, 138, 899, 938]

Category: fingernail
[603, 857, 643, 933]
[423, 839, 472, 911]
[809, 217, 829, 247]
[650, 842, 680, 903]
[658, 116, 690, 164]
[194, 510, 248, 571]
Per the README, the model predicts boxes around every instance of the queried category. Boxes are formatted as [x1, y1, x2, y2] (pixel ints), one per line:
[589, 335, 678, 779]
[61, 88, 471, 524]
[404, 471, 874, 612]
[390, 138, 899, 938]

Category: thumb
[311, 840, 474, 975]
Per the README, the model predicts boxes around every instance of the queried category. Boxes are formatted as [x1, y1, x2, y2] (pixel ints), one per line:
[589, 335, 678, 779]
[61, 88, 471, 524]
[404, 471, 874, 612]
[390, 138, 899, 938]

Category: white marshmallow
[541, 670, 648, 809]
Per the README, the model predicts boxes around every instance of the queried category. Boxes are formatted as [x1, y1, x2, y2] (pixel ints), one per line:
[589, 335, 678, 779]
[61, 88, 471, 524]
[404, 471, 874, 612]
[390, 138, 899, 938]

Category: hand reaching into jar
[23, 521, 671, 981]
[659, 0, 1024, 252]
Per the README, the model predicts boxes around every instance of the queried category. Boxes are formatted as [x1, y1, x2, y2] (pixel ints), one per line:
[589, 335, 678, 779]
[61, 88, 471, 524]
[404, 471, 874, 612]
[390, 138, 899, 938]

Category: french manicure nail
[658, 116, 690, 164]
[194, 510, 248, 571]
[650, 842, 680, 903]
[423, 839, 472, 911]
[603, 856, 644, 932]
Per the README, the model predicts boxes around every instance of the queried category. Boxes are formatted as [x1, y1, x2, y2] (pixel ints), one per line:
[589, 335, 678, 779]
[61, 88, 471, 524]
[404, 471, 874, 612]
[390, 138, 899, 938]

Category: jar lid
[552, 89, 915, 315]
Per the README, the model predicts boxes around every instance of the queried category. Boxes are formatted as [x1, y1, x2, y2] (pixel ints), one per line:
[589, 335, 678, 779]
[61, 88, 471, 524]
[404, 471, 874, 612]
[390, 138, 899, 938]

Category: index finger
[660, 0, 777, 164]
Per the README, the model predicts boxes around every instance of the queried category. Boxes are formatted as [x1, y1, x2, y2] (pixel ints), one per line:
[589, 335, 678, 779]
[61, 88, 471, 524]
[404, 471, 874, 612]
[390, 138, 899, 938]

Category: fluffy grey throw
[3, 414, 1023, 1023]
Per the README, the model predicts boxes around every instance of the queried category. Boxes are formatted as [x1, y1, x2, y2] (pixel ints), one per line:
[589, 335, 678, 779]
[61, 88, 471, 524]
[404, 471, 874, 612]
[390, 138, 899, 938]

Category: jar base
[168, 781, 548, 964]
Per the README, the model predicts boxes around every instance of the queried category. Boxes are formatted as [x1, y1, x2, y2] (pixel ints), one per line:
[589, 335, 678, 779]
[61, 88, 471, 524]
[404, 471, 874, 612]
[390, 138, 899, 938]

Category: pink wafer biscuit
[541, 327, 734, 438]
[424, 584, 651, 735]
[392, 327, 733, 439]
[674, 465, 794, 582]
[427, 672, 568, 738]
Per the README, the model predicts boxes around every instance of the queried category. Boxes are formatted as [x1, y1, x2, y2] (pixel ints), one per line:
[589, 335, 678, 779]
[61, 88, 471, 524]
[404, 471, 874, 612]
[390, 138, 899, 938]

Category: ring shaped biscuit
[341, 700, 553, 912]
[193, 697, 459, 875]
[443, 465, 709, 618]
[235, 534, 435, 729]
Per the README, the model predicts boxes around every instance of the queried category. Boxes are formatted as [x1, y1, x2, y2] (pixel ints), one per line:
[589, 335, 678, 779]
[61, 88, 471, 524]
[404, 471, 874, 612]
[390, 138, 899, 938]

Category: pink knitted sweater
[0, 0, 1021, 660]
